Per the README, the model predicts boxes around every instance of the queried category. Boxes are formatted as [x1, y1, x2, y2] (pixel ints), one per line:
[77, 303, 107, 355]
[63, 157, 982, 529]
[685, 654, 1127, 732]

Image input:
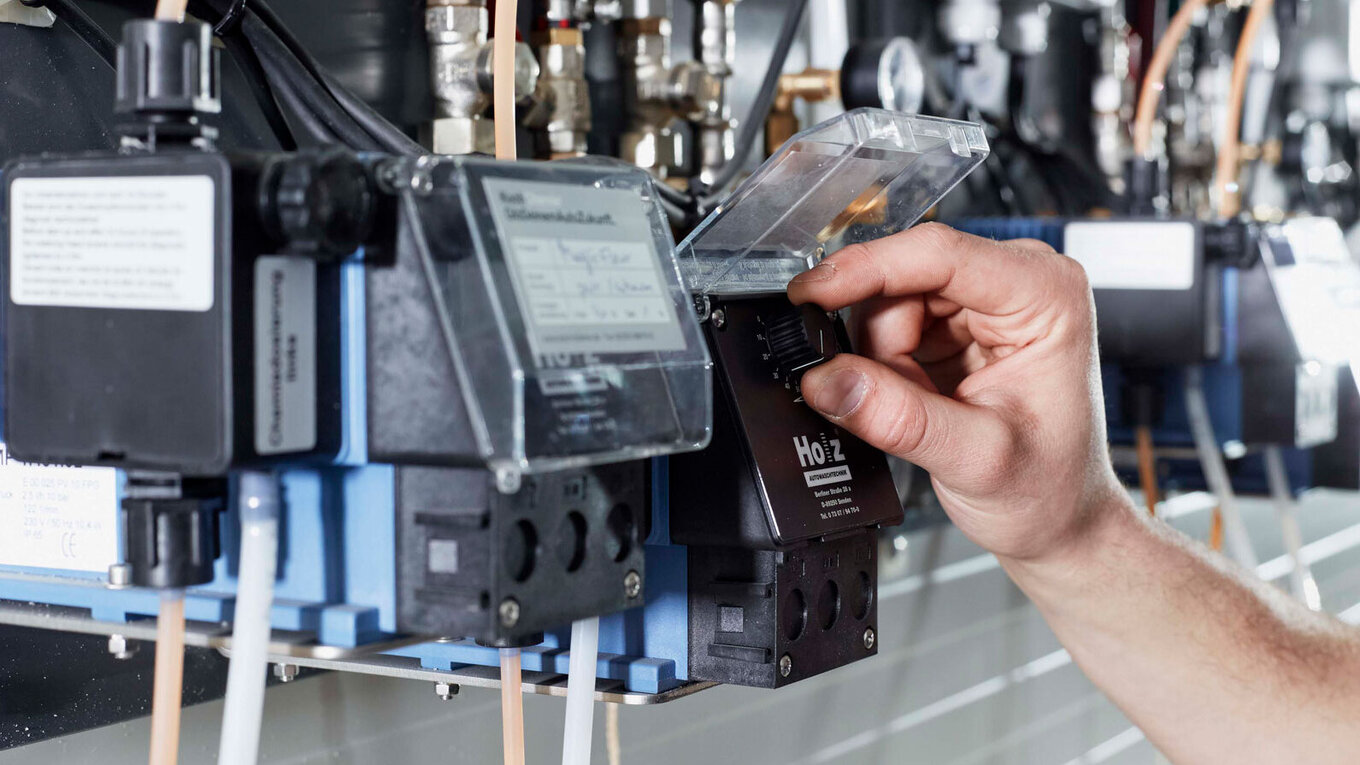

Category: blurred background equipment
[0, 0, 1358, 763]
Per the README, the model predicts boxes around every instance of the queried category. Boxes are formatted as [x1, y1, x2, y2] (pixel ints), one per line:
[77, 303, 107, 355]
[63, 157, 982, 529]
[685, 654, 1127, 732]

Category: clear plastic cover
[678, 108, 990, 295]
[394, 156, 712, 479]
[1258, 217, 1360, 383]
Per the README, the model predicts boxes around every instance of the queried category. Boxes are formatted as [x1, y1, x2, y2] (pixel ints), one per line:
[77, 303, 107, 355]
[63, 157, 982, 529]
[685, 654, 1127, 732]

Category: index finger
[787, 223, 1071, 316]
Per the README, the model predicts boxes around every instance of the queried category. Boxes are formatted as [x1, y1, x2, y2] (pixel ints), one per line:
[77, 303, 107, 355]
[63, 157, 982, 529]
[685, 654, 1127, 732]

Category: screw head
[434, 681, 459, 700]
[107, 634, 137, 660]
[863, 627, 876, 651]
[778, 653, 792, 678]
[498, 598, 521, 628]
[624, 570, 642, 599]
[273, 663, 299, 683]
[710, 308, 726, 329]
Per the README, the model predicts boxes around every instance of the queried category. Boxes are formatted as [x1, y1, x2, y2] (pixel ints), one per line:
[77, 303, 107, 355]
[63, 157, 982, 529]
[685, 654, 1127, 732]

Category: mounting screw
[710, 308, 726, 329]
[107, 634, 138, 660]
[624, 570, 642, 599]
[498, 598, 521, 629]
[434, 681, 459, 701]
[778, 653, 792, 678]
[863, 627, 876, 651]
[273, 663, 299, 683]
[107, 563, 132, 590]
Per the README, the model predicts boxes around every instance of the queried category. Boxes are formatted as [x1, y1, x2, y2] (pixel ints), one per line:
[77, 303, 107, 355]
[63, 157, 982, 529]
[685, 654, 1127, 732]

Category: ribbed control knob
[766, 308, 828, 380]
[259, 148, 376, 260]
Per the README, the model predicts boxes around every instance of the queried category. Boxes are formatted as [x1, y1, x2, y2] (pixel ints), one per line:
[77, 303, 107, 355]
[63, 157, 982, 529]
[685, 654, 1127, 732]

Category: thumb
[800, 355, 1011, 483]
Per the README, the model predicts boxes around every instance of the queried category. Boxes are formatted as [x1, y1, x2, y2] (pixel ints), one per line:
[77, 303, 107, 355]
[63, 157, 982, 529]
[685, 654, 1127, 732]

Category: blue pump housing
[0, 253, 692, 693]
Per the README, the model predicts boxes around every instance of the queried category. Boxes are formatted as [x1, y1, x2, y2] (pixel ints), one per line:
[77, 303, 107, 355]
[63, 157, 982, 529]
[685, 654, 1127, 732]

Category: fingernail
[790, 262, 837, 283]
[808, 369, 867, 418]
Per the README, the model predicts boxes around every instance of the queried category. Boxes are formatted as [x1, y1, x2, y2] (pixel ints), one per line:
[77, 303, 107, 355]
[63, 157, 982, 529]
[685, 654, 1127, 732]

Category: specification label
[9, 175, 216, 311]
[0, 443, 118, 572]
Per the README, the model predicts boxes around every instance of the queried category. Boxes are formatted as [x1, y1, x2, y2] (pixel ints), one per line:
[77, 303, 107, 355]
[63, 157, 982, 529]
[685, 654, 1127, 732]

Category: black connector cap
[259, 148, 377, 261]
[1123, 157, 1167, 217]
[1203, 218, 1259, 269]
[122, 496, 223, 589]
[115, 19, 221, 118]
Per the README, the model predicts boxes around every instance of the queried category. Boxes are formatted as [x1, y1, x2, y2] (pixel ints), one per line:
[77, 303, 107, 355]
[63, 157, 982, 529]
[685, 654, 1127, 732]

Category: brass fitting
[766, 68, 841, 155]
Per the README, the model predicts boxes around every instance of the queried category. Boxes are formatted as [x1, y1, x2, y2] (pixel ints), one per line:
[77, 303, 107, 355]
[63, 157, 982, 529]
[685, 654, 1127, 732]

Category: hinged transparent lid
[391, 155, 713, 483]
[678, 108, 990, 295]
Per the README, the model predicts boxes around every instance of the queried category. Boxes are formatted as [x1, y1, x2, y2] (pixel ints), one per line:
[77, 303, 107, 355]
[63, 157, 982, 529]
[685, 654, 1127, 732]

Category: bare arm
[788, 223, 1360, 764]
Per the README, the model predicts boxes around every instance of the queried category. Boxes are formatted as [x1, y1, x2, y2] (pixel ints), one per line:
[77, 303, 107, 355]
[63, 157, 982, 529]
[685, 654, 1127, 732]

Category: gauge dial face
[878, 37, 926, 114]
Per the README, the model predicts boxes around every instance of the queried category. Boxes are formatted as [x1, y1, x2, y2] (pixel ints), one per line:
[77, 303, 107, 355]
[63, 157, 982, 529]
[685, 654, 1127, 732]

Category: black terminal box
[3, 149, 377, 475]
[670, 293, 903, 548]
[670, 292, 902, 688]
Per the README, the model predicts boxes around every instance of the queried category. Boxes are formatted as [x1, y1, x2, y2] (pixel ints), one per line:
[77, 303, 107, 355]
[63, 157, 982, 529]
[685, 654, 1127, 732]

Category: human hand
[788, 223, 1128, 562]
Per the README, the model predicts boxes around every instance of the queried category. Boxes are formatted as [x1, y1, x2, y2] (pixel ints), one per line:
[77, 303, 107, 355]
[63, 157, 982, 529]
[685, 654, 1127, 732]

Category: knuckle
[834, 241, 875, 270]
[1056, 253, 1090, 288]
[913, 222, 964, 252]
[1011, 237, 1057, 254]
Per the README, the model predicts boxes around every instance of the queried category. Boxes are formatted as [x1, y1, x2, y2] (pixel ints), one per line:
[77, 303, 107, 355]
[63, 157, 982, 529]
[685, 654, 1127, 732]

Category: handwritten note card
[485, 177, 686, 357]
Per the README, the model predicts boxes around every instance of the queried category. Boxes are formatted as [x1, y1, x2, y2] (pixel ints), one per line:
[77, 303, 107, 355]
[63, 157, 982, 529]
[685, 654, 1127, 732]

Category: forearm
[1003, 490, 1360, 765]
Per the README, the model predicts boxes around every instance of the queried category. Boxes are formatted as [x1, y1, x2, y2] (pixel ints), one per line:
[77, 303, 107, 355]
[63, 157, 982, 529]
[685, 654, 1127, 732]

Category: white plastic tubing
[561, 616, 601, 765]
[218, 471, 282, 765]
[1184, 367, 1259, 570]
[1263, 445, 1322, 609]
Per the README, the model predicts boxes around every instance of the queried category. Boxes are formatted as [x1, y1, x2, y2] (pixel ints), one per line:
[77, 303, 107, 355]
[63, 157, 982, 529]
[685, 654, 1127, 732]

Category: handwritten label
[484, 177, 686, 357]
[510, 237, 674, 327]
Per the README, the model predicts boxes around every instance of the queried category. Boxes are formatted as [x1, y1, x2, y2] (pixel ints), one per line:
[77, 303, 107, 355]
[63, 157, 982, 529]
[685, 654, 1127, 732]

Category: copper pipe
[1215, 0, 1275, 218]
[1134, 424, 1160, 516]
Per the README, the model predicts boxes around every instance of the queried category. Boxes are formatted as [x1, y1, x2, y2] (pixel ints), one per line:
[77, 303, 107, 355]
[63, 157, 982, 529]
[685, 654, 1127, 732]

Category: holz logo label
[793, 434, 844, 468]
[796, 433, 853, 489]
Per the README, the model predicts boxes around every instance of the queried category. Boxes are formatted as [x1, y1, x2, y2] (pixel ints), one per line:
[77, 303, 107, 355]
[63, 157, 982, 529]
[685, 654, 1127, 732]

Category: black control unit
[2, 148, 381, 476]
[671, 292, 903, 687]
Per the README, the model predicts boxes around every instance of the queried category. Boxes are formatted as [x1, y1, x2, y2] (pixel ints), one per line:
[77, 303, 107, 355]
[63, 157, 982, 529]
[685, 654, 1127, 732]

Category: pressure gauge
[840, 37, 926, 115]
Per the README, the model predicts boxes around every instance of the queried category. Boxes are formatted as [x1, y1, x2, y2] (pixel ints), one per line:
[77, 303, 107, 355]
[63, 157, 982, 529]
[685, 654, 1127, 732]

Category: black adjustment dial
[765, 307, 830, 381]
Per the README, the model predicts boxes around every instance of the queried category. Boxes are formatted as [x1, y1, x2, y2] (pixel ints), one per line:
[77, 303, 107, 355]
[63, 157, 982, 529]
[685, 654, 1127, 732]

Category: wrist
[999, 479, 1145, 593]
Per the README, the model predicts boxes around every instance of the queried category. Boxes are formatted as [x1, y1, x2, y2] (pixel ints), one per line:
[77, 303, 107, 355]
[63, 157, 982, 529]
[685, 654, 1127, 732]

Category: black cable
[221, 31, 298, 150]
[653, 178, 693, 206]
[244, 13, 380, 151]
[196, 0, 417, 153]
[321, 71, 424, 156]
[214, 0, 248, 34]
[34, 0, 117, 68]
[268, 73, 339, 145]
[241, 0, 422, 154]
[694, 0, 808, 206]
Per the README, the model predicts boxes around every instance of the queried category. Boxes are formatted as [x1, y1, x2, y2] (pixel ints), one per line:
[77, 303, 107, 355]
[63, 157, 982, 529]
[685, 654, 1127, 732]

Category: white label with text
[10, 175, 216, 311]
[254, 256, 317, 455]
[0, 443, 118, 572]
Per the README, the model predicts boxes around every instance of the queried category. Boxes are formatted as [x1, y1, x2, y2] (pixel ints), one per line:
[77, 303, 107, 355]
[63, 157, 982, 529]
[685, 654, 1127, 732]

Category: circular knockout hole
[853, 571, 873, 620]
[504, 519, 538, 583]
[782, 588, 808, 641]
[816, 579, 840, 631]
[556, 511, 588, 572]
[605, 503, 636, 562]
